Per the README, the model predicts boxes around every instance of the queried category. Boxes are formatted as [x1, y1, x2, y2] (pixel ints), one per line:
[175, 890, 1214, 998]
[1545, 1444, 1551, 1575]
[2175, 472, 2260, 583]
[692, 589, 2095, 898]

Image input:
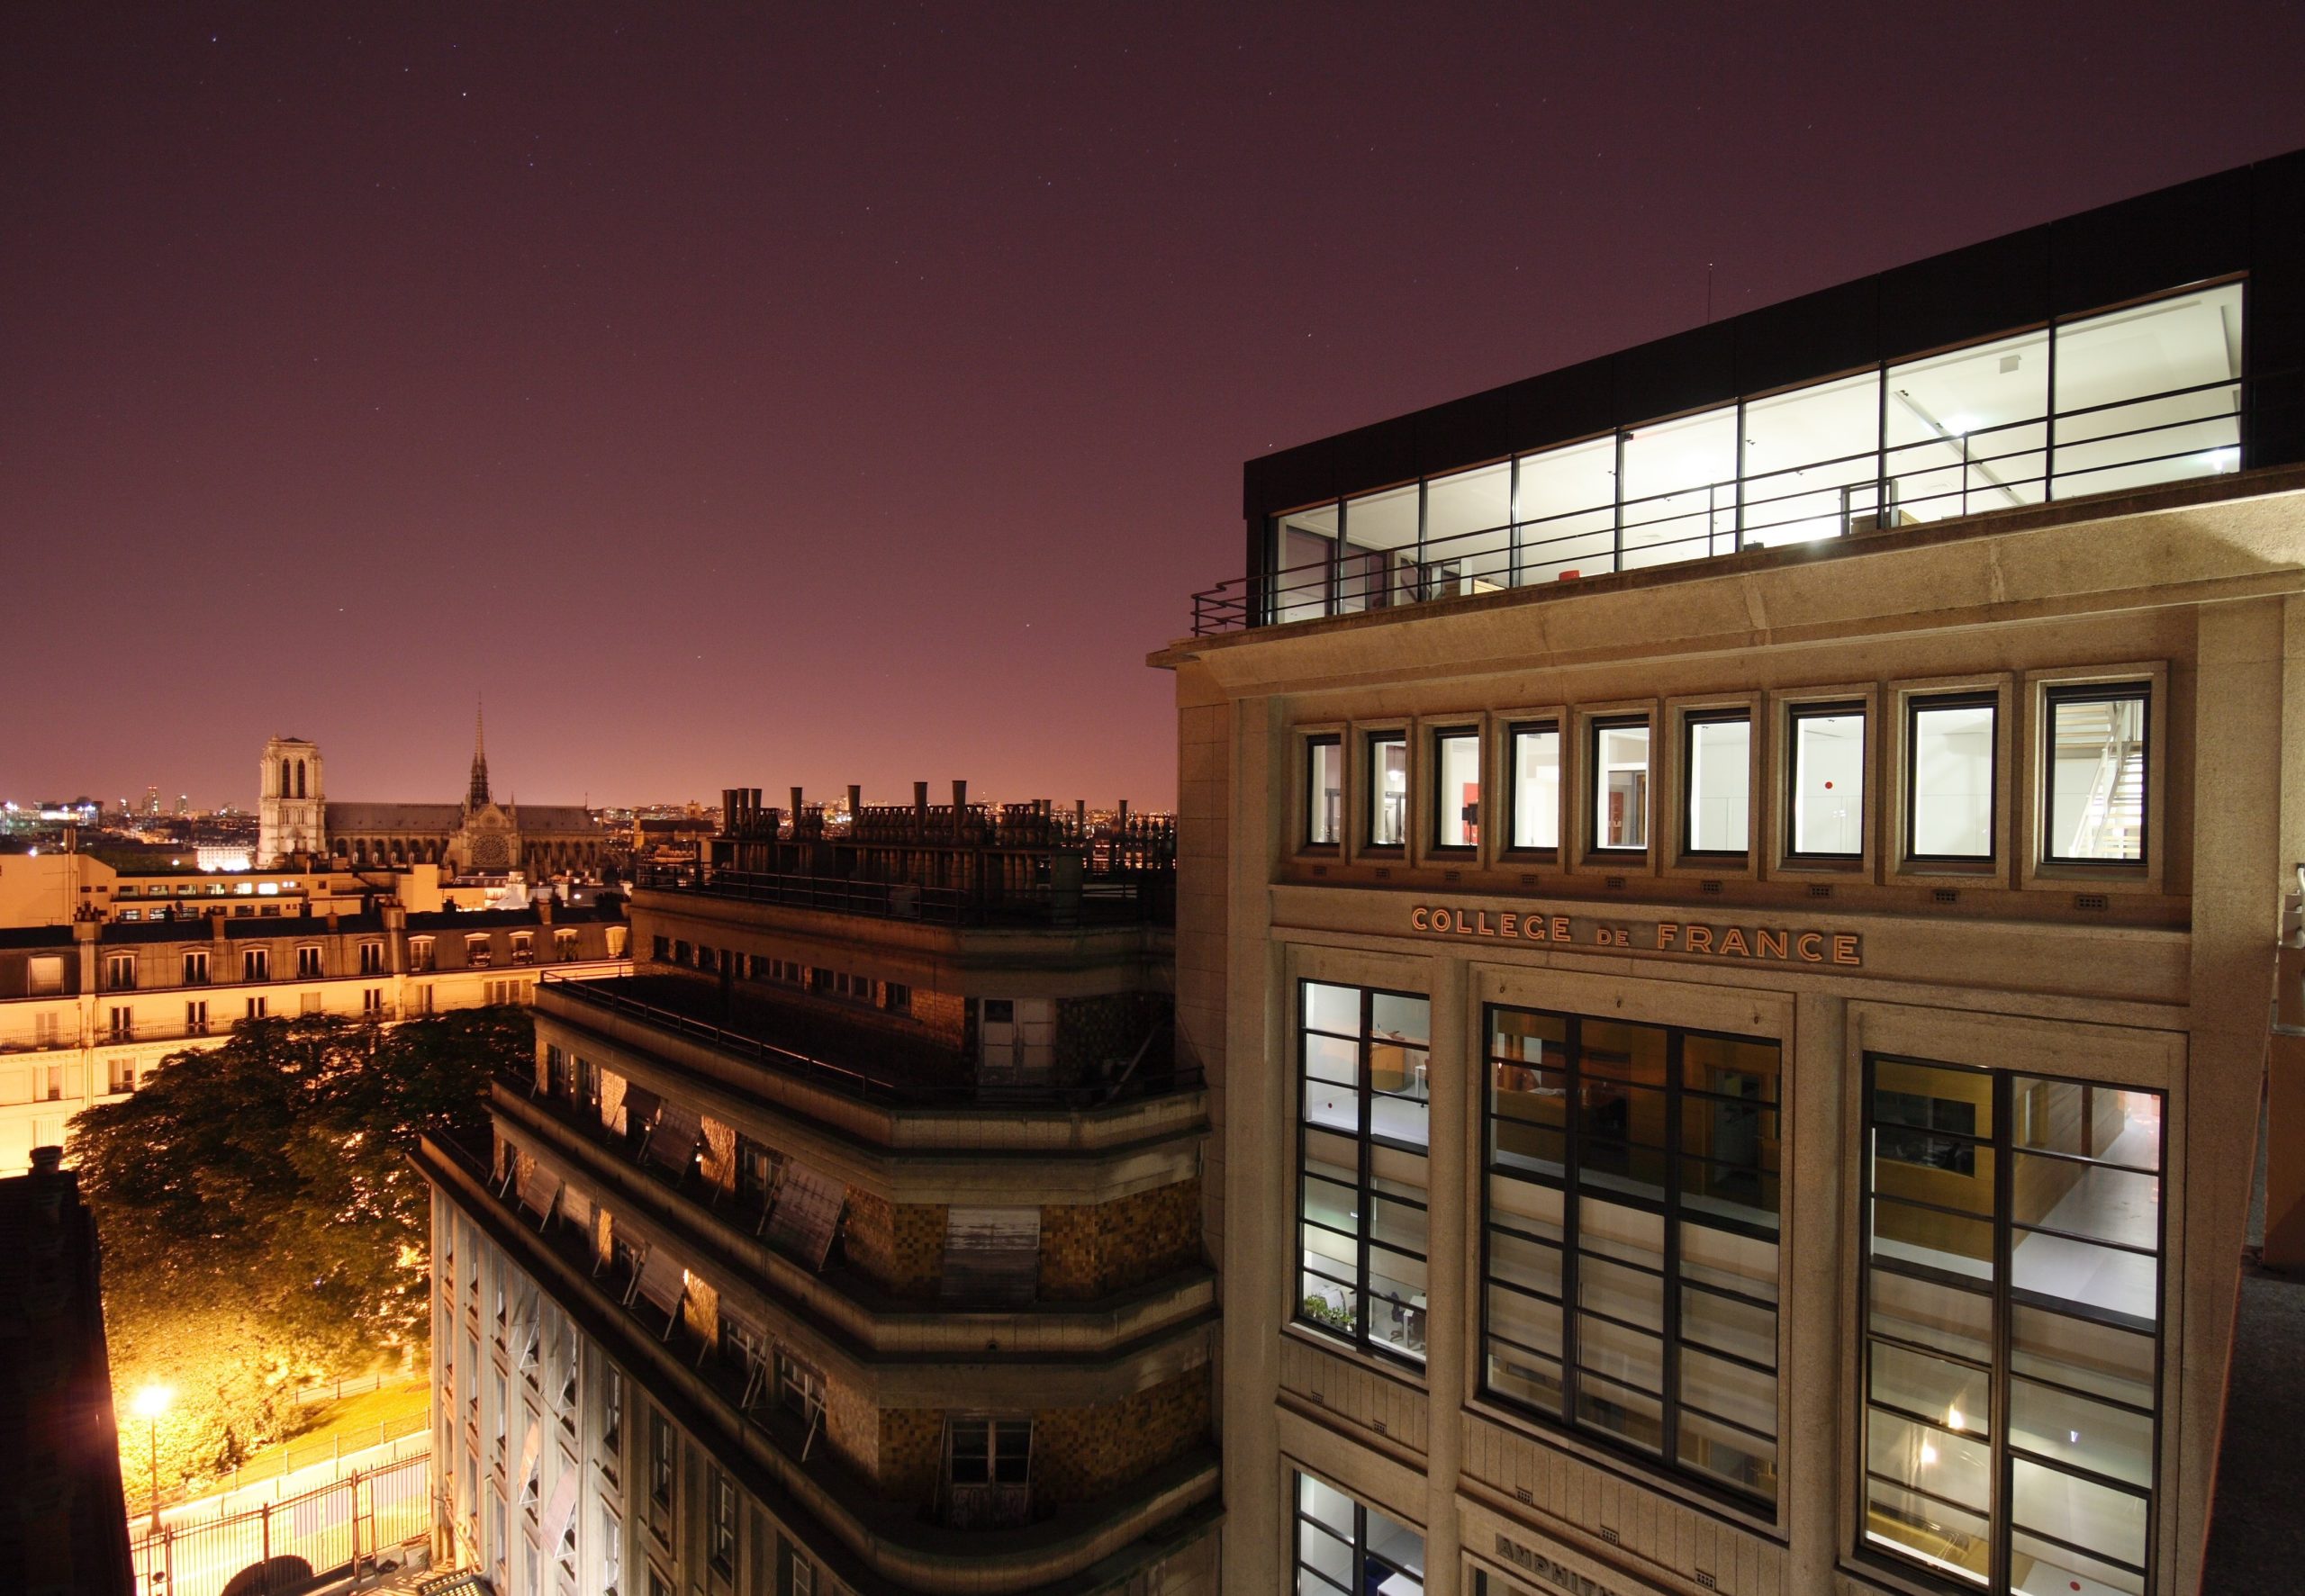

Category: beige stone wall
[822, 1369, 881, 1480]
[876, 1408, 945, 1502]
[842, 1190, 945, 1299]
[599, 1068, 626, 1132]
[1039, 1177, 1202, 1299]
[1034, 1363, 1212, 1509]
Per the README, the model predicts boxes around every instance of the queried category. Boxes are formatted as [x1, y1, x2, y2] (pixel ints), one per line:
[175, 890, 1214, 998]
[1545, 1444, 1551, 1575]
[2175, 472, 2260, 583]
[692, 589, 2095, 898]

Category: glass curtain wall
[1483, 1006, 1782, 1505]
[1264, 283, 2244, 623]
[1298, 982, 1433, 1366]
[1294, 1473, 1425, 1596]
[1862, 1059, 2164, 1595]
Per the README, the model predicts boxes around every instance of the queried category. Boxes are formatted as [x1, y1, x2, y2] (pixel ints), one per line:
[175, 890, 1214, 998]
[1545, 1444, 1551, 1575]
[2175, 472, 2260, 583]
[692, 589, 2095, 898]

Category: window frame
[1771, 685, 1877, 874]
[2026, 670, 2162, 889]
[1478, 1000, 1785, 1513]
[1576, 703, 1660, 870]
[1359, 726, 1411, 853]
[1298, 728, 1345, 852]
[1892, 678, 2012, 877]
[1292, 978, 1433, 1371]
[1424, 720, 1486, 857]
[1856, 1052, 2167, 1596]
[1496, 710, 1568, 864]
[1290, 1469, 1425, 1596]
[1665, 694, 1760, 876]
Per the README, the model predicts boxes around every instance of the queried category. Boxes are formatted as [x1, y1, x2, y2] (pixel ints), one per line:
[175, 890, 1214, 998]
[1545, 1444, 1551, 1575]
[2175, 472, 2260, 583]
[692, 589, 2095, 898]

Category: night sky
[6, 5, 2301, 813]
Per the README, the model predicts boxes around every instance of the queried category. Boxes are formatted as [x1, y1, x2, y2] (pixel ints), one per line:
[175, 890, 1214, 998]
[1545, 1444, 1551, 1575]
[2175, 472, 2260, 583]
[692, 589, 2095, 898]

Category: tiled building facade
[420, 795, 1221, 1594]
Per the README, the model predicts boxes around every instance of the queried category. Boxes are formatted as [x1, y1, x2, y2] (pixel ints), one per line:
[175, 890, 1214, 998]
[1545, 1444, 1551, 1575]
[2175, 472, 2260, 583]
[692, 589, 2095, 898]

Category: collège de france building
[1156, 149, 2302, 1596]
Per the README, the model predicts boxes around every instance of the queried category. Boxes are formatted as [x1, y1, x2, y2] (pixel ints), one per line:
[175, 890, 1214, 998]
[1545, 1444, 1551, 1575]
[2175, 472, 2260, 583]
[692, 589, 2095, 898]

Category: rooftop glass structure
[1194, 149, 2305, 635]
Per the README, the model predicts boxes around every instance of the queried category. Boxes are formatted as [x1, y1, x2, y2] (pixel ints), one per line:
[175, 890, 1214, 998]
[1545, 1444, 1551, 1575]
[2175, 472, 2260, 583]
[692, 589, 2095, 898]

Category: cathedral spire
[468, 699, 492, 808]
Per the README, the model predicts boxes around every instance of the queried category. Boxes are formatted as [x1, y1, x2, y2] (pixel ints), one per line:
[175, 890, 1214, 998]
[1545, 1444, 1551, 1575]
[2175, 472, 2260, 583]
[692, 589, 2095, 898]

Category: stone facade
[842, 1190, 946, 1300]
[1053, 990, 1167, 1085]
[877, 1407, 945, 1503]
[1039, 1177, 1202, 1299]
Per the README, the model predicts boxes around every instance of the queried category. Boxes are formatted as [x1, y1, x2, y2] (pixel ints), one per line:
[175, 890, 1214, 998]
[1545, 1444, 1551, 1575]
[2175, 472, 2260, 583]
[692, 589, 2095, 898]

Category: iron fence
[130, 1451, 431, 1596]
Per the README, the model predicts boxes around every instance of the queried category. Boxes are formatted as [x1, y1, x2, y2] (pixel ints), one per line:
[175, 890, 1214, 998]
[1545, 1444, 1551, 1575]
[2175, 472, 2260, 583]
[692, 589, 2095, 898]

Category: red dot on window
[1823, 780, 1834, 789]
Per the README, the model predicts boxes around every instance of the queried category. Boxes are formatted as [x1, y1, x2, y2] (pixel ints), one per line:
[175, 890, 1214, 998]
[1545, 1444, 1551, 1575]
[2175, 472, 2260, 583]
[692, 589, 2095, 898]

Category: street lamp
[131, 1384, 171, 1536]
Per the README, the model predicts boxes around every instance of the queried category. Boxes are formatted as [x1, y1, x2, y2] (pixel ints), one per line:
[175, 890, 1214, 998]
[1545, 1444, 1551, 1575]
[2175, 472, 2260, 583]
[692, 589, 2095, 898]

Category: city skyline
[7, 7, 2302, 807]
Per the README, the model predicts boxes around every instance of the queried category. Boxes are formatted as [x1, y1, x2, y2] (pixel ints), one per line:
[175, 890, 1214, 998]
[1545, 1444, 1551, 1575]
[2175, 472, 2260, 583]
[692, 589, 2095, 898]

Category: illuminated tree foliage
[75, 1009, 523, 1366]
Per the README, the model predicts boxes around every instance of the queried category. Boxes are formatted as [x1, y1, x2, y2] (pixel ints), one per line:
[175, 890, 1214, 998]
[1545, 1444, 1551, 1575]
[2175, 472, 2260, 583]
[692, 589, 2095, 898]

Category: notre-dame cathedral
[257, 710, 605, 878]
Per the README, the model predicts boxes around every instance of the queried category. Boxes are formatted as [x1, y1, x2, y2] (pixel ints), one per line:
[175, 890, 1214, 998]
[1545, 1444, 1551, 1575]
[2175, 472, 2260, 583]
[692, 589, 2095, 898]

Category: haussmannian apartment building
[417, 789, 1219, 1596]
[0, 897, 630, 1176]
[1153, 150, 2305, 1596]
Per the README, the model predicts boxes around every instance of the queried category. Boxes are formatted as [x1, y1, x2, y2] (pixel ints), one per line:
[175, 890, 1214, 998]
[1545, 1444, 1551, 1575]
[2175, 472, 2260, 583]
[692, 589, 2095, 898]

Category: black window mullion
[1989, 1069, 2013, 1596]
[1661, 1028, 1685, 1468]
[1559, 1015, 1583, 1429]
[1357, 988, 1376, 1354]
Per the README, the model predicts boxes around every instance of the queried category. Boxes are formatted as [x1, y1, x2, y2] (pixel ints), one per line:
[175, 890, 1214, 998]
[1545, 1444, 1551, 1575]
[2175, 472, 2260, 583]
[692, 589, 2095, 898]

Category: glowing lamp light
[1945, 1406, 1965, 1431]
[132, 1384, 172, 1420]
[1919, 1442, 1939, 1465]
[1941, 414, 1979, 437]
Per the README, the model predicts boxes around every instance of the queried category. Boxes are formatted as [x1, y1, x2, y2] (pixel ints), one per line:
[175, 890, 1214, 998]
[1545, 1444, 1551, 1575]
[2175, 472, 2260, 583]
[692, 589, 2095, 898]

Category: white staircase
[2060, 701, 2146, 861]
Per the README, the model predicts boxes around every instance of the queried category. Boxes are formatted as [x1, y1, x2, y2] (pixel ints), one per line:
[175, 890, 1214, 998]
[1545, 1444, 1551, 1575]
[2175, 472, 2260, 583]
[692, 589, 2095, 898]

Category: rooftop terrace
[1194, 149, 2305, 636]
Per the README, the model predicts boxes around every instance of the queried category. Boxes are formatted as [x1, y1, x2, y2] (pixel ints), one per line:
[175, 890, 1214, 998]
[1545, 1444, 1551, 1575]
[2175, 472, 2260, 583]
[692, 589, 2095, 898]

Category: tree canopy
[75, 1008, 523, 1366]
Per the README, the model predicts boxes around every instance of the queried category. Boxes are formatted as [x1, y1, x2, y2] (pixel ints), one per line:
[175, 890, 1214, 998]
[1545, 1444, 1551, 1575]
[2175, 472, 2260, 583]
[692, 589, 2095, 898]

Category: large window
[1297, 982, 1431, 1366]
[1294, 1472, 1424, 1596]
[1861, 1059, 2164, 1594]
[1256, 283, 2242, 627]
[1684, 712, 1751, 856]
[1789, 703, 1866, 859]
[1483, 1006, 1781, 1505]
[1591, 718, 1650, 852]
[2042, 684, 2149, 864]
[1508, 722, 1560, 852]
[1433, 728, 1481, 849]
[1366, 734, 1408, 848]
[1306, 736, 1342, 847]
[1908, 694, 1997, 861]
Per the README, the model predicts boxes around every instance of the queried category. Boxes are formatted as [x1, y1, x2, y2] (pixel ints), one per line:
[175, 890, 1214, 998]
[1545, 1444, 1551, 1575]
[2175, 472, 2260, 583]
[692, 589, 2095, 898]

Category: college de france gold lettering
[1411, 905, 1861, 967]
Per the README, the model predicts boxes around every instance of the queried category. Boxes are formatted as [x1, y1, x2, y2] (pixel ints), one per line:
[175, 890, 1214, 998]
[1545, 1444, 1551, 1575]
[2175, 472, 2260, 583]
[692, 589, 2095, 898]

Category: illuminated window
[1591, 717, 1650, 852]
[1861, 1059, 2163, 1594]
[1294, 1473, 1424, 1595]
[2042, 684, 2148, 865]
[1306, 735, 1342, 847]
[1789, 703, 1866, 859]
[1683, 711, 1751, 856]
[1365, 733, 1408, 847]
[1907, 694, 1996, 861]
[1432, 728, 1480, 850]
[1297, 982, 1430, 1366]
[1483, 1005, 1781, 1504]
[1507, 722, 1560, 852]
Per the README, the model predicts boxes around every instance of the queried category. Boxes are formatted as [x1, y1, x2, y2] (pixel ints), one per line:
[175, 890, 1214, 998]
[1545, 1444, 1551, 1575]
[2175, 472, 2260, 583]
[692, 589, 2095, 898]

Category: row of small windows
[657, 937, 914, 1015]
[1291, 980, 2165, 1595]
[1302, 676, 2149, 872]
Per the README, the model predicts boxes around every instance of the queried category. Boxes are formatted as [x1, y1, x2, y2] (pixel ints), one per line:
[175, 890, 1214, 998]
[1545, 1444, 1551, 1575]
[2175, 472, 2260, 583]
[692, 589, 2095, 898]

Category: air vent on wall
[1933, 888, 1959, 905]
[1310, 863, 1327, 877]
[1701, 879, 1723, 895]
[1520, 873, 1538, 886]
[1373, 867, 1391, 881]
[2074, 893, 2110, 911]
[1442, 870, 1460, 884]
[1808, 882, 1834, 899]
[1605, 876, 1627, 890]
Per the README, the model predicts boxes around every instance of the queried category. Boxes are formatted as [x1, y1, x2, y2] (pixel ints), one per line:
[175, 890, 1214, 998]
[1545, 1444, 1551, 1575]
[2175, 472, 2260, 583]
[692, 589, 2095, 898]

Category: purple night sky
[5, 5, 2300, 812]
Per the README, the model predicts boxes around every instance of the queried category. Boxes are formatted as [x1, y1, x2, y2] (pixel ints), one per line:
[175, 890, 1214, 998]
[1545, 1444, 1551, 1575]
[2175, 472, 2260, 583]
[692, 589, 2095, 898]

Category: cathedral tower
[258, 735, 325, 866]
